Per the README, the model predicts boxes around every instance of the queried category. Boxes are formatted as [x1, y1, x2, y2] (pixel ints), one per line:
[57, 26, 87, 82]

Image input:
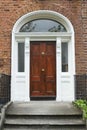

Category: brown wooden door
[30, 41, 56, 100]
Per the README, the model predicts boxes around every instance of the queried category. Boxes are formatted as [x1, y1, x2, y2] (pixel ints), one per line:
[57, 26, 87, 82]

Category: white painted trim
[11, 32, 16, 101]
[15, 32, 71, 42]
[25, 38, 30, 101]
[56, 38, 62, 101]
[12, 10, 74, 33]
[11, 10, 75, 101]
[15, 32, 72, 37]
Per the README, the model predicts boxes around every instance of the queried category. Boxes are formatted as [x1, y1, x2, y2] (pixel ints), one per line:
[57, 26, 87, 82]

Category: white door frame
[25, 37, 62, 101]
[11, 10, 75, 101]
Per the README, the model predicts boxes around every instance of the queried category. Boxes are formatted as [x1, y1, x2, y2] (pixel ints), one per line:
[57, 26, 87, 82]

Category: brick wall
[82, 0, 87, 73]
[0, 0, 87, 75]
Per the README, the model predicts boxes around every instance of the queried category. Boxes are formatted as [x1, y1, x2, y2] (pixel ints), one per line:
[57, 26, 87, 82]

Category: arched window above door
[19, 19, 67, 32]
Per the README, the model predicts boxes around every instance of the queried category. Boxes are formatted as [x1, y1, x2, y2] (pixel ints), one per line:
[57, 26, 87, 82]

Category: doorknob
[41, 52, 45, 55]
[41, 68, 45, 72]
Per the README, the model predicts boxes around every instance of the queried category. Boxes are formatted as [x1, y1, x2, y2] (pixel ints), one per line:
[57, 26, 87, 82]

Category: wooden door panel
[46, 43, 55, 54]
[30, 41, 56, 99]
[31, 56, 40, 76]
[31, 43, 40, 55]
[46, 81, 56, 94]
[46, 56, 55, 75]
[45, 43, 56, 96]
[31, 82, 41, 95]
[30, 43, 41, 96]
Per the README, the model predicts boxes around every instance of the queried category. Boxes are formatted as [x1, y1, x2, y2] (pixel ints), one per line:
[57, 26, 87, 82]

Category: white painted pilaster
[25, 38, 30, 101]
[11, 33, 16, 101]
[56, 38, 61, 101]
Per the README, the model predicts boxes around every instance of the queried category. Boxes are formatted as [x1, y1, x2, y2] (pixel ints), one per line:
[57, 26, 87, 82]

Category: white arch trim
[11, 10, 75, 102]
[12, 10, 74, 33]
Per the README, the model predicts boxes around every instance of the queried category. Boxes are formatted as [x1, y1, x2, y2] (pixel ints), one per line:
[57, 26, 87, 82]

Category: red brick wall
[82, 0, 87, 74]
[0, 0, 86, 75]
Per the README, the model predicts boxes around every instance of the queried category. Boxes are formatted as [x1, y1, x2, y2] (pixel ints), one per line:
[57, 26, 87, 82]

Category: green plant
[74, 100, 87, 119]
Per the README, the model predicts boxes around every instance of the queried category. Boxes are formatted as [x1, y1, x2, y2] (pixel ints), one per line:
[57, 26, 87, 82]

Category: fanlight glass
[19, 19, 67, 32]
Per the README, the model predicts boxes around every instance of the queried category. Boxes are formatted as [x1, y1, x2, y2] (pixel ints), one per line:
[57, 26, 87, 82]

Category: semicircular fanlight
[19, 19, 67, 32]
